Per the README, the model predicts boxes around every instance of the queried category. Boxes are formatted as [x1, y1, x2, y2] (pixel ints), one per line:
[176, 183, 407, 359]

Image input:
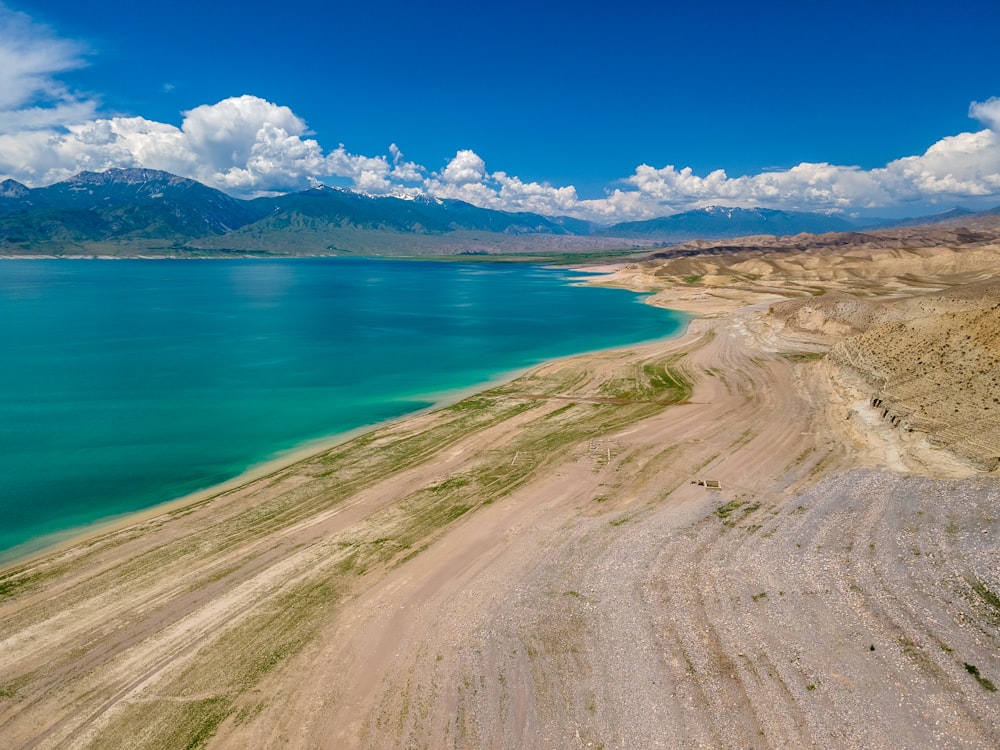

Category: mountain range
[0, 168, 995, 256]
[599, 205, 858, 239]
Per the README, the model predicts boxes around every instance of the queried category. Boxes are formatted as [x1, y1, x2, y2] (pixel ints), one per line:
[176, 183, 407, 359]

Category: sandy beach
[1, 230, 998, 748]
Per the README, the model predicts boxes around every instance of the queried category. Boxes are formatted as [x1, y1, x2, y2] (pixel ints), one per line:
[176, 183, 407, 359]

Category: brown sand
[1, 230, 998, 748]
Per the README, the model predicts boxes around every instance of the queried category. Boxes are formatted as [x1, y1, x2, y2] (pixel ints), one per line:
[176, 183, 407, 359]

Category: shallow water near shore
[0, 258, 685, 560]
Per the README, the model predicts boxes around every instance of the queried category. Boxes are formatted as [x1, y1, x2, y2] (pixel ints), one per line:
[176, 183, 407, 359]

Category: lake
[0, 258, 687, 560]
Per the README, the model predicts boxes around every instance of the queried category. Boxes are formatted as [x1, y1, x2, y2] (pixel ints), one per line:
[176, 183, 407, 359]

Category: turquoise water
[0, 258, 687, 560]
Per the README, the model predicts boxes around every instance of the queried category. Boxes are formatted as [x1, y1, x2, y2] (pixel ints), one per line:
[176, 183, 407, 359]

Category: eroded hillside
[830, 303, 1000, 470]
[613, 221, 1000, 474]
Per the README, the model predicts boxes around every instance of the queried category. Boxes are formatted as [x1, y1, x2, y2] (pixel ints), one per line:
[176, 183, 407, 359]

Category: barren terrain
[1, 224, 998, 748]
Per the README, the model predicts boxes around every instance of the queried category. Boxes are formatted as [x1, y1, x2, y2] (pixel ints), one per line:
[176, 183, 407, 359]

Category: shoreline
[0, 372, 542, 570]
[0, 293, 693, 574]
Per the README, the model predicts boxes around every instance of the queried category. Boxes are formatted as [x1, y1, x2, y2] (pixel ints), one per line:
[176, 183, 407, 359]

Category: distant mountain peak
[601, 205, 856, 241]
[697, 206, 783, 219]
[0, 167, 260, 241]
[699, 205, 739, 218]
[414, 193, 445, 206]
[64, 167, 194, 188]
[869, 206, 978, 230]
[0, 179, 30, 199]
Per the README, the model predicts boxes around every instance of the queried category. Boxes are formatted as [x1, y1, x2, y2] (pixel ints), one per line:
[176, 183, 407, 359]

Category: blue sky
[2, 0, 999, 221]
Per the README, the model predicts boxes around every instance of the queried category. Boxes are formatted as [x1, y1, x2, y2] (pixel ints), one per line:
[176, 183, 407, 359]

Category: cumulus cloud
[415, 121, 1000, 221]
[594, 116, 1000, 218]
[388, 143, 424, 183]
[0, 9, 420, 195]
[423, 152, 585, 215]
[423, 153, 892, 220]
[494, 172, 581, 215]
[439, 149, 487, 185]
[970, 97, 1000, 132]
[0, 89, 416, 195]
[878, 129, 1000, 200]
[612, 162, 890, 215]
[182, 96, 307, 172]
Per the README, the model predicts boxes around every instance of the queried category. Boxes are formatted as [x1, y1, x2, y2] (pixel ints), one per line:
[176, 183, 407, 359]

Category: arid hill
[620, 219, 1000, 473]
[646, 213, 1000, 261]
[829, 302, 1000, 471]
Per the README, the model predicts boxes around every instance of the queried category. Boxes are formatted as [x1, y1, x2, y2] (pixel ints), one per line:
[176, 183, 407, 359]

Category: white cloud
[438, 149, 487, 185]
[388, 143, 424, 183]
[620, 162, 891, 215]
[0, 2, 96, 134]
[970, 97, 1000, 132]
[878, 129, 1000, 200]
[214, 124, 322, 191]
[495, 171, 580, 215]
[591, 127, 1000, 218]
[181, 96, 308, 171]
[95, 117, 194, 172]
[422, 153, 892, 221]
[0, 89, 409, 195]
[415, 122, 1000, 220]
[423, 152, 586, 216]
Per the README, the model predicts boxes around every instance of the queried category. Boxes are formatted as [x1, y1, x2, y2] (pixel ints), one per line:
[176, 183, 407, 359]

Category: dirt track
[1, 276, 998, 747]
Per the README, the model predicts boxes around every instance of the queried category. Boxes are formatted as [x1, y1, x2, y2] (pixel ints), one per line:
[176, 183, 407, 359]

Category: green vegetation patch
[88, 573, 344, 747]
[0, 675, 31, 704]
[543, 402, 579, 419]
[714, 499, 761, 528]
[430, 476, 471, 493]
[0, 565, 64, 602]
[964, 662, 997, 692]
[782, 351, 826, 362]
[715, 501, 743, 520]
[965, 575, 1000, 617]
[599, 353, 693, 404]
[305, 353, 695, 574]
[161, 697, 232, 750]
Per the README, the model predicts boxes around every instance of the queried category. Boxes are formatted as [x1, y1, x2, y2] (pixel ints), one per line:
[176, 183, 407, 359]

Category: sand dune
[1, 228, 998, 748]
